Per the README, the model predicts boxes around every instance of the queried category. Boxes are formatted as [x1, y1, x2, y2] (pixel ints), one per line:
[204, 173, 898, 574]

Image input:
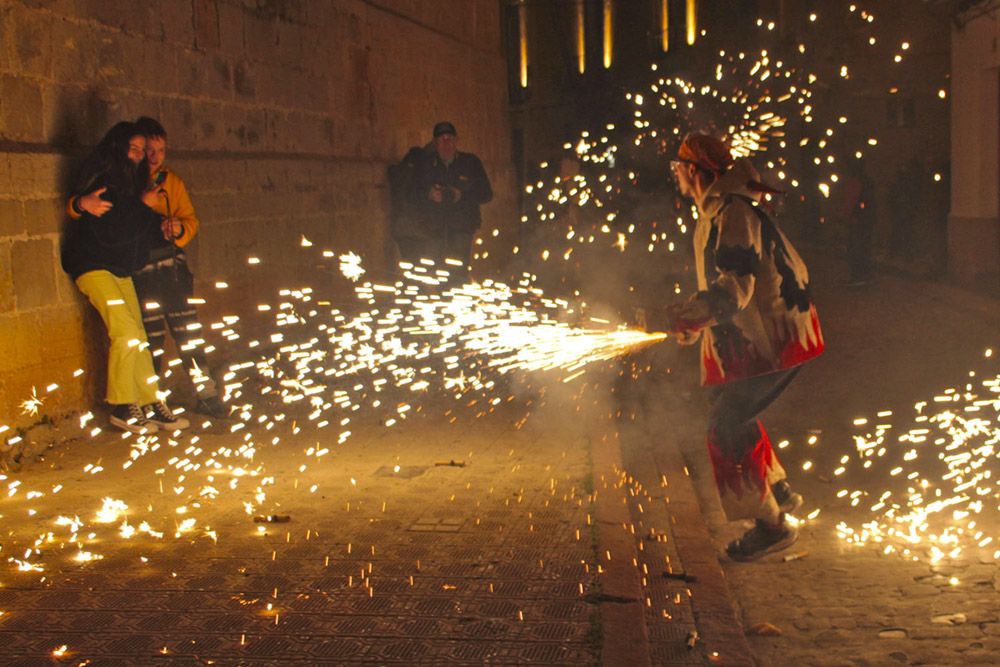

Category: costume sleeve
[673, 200, 759, 333]
[167, 172, 200, 248]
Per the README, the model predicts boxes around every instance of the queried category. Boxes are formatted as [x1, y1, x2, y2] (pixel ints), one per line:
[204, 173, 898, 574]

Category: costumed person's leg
[706, 368, 802, 560]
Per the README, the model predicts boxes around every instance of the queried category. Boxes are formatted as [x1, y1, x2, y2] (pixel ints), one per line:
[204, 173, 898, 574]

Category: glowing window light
[660, 0, 669, 53]
[603, 0, 614, 69]
[575, 0, 586, 73]
[518, 2, 528, 88]
[686, 0, 697, 46]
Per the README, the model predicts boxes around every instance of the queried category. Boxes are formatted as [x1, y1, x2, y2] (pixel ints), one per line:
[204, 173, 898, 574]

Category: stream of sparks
[1, 251, 665, 574]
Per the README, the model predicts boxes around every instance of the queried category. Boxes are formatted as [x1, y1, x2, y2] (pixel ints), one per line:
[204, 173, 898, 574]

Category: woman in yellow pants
[61, 121, 189, 434]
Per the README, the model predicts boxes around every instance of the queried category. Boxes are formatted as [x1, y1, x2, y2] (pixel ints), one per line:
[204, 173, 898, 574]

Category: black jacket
[413, 150, 492, 234]
[61, 184, 163, 279]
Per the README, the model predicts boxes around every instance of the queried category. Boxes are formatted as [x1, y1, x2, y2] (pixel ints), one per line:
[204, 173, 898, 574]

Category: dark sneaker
[195, 395, 230, 419]
[109, 403, 157, 435]
[772, 479, 804, 514]
[726, 519, 798, 562]
[143, 401, 190, 431]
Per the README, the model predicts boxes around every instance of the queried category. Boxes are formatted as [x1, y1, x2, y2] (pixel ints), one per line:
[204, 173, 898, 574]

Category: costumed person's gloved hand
[664, 298, 709, 346]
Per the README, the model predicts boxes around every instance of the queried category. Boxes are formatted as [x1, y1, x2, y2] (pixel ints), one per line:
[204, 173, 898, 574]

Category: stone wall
[0, 0, 517, 426]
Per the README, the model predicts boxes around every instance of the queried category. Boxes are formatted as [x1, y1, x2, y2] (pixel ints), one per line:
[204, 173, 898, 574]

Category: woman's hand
[79, 187, 112, 216]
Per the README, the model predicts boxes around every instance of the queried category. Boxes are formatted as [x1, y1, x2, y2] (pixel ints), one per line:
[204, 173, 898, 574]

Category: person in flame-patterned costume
[659, 132, 824, 561]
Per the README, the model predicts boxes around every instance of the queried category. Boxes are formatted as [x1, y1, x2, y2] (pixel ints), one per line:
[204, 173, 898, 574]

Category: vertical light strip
[660, 0, 669, 53]
[603, 0, 613, 69]
[575, 0, 586, 74]
[686, 0, 696, 46]
[518, 1, 528, 87]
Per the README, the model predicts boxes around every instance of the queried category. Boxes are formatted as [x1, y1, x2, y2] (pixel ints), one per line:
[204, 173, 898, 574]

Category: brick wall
[0, 0, 517, 426]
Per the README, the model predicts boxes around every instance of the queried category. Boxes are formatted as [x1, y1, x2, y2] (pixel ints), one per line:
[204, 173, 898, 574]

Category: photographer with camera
[411, 121, 493, 267]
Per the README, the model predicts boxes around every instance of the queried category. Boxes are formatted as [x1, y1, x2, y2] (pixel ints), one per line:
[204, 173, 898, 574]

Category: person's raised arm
[67, 187, 112, 219]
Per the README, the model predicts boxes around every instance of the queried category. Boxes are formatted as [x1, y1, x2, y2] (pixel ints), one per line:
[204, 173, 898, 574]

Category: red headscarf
[678, 132, 784, 198]
[678, 132, 734, 176]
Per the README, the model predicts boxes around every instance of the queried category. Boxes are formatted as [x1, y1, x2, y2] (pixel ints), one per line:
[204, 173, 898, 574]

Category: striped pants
[132, 260, 217, 398]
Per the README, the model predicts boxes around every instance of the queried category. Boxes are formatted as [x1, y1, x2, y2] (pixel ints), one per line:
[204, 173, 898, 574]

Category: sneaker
[143, 401, 190, 431]
[726, 518, 798, 562]
[195, 395, 230, 420]
[109, 403, 157, 435]
[772, 479, 804, 514]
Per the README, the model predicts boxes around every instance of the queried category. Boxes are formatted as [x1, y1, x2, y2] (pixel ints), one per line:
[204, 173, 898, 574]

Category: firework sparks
[832, 351, 999, 566]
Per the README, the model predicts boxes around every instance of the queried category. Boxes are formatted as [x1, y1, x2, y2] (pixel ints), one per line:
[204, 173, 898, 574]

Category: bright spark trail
[0, 249, 664, 575]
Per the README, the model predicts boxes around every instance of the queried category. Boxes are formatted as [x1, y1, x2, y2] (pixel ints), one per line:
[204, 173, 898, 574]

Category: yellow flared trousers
[75, 270, 159, 406]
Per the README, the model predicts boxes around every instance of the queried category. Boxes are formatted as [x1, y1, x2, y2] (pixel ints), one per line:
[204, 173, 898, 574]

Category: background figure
[61, 122, 189, 434]
[839, 157, 877, 286]
[411, 121, 493, 268]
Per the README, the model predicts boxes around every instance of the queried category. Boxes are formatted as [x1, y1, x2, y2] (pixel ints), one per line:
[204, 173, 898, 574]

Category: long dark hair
[73, 121, 147, 201]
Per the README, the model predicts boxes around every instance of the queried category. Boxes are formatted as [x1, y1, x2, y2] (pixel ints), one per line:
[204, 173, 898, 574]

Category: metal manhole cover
[244, 576, 289, 591]
[2, 613, 50, 631]
[245, 636, 293, 657]
[464, 619, 510, 638]
[548, 581, 584, 596]
[137, 613, 183, 631]
[205, 614, 245, 631]
[279, 614, 315, 632]
[495, 563, 532, 578]
[104, 634, 154, 654]
[520, 643, 572, 662]
[543, 601, 584, 620]
[9, 660, 58, 667]
[380, 640, 429, 660]
[99, 593, 136, 609]
[479, 600, 519, 617]
[401, 618, 441, 635]
[70, 611, 119, 631]
[36, 591, 81, 607]
[416, 597, 455, 615]
[533, 623, 574, 640]
[290, 595, 329, 611]
[336, 616, 379, 634]
[185, 575, 227, 590]
[439, 562, 481, 576]
[451, 643, 495, 660]
[313, 638, 363, 658]
[494, 581, 528, 596]
[353, 596, 391, 612]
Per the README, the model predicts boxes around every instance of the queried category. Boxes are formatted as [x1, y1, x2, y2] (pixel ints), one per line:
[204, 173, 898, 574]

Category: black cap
[433, 121, 457, 137]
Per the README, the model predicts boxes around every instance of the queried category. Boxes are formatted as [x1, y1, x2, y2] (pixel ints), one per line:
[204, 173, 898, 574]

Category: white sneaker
[143, 401, 190, 431]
